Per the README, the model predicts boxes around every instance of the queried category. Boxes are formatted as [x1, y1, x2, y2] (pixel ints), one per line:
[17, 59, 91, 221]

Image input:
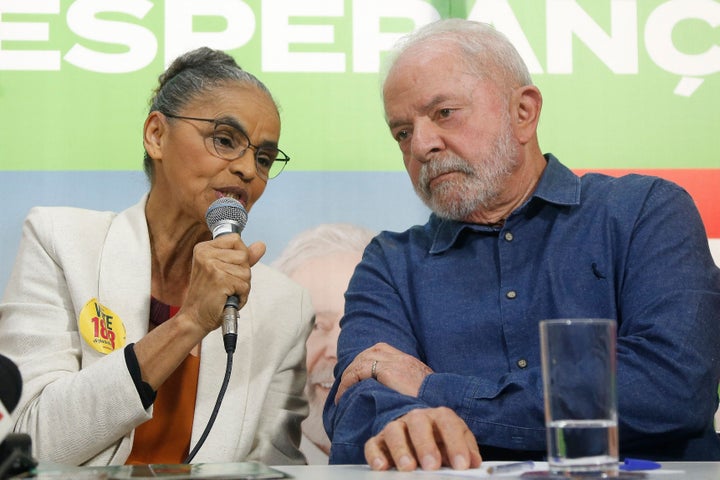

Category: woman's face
[148, 82, 281, 224]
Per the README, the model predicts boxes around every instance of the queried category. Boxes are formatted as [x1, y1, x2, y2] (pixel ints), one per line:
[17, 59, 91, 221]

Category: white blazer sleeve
[0, 206, 151, 465]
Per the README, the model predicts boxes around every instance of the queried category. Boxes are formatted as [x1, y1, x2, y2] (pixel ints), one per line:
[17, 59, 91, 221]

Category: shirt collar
[429, 153, 581, 254]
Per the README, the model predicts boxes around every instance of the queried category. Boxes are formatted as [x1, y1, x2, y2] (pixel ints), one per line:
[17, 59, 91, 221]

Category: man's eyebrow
[387, 118, 406, 131]
[387, 94, 453, 130]
[422, 94, 452, 112]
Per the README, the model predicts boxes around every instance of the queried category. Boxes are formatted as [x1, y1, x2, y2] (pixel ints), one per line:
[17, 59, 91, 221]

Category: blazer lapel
[97, 195, 152, 345]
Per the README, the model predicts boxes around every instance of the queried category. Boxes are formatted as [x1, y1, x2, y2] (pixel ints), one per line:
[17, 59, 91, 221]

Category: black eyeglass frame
[162, 113, 290, 180]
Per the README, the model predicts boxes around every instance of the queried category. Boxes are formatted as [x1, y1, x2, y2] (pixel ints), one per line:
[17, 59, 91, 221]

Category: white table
[23, 462, 720, 479]
[275, 462, 720, 479]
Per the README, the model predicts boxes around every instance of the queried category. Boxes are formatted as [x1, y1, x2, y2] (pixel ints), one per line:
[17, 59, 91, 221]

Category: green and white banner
[1, 0, 718, 290]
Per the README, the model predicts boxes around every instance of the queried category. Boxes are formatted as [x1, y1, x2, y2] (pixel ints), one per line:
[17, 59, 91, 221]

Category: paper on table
[417, 461, 548, 477]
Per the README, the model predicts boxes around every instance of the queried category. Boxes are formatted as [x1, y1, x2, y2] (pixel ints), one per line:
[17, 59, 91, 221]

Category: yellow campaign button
[78, 298, 126, 354]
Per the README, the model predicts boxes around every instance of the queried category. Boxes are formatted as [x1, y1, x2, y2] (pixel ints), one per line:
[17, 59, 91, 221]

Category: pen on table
[487, 461, 535, 475]
[620, 458, 661, 471]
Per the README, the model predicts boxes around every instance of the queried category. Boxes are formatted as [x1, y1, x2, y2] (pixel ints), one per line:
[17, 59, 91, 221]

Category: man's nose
[410, 118, 444, 162]
[324, 323, 342, 358]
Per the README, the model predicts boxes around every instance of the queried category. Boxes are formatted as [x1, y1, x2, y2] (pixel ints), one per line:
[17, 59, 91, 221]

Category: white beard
[414, 111, 519, 221]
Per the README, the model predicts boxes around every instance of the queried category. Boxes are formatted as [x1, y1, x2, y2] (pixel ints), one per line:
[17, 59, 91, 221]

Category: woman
[0, 48, 313, 466]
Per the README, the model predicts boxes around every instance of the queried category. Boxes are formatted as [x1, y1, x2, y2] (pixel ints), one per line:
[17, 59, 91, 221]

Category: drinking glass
[540, 319, 618, 476]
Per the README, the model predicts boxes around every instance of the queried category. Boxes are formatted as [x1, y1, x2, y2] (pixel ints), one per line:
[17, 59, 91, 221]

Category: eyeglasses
[163, 113, 290, 180]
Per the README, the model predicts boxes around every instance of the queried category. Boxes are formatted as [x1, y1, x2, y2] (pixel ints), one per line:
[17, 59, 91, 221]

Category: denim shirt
[324, 154, 720, 463]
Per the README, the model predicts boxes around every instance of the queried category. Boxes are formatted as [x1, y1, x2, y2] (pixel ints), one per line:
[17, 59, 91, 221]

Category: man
[273, 223, 375, 464]
[324, 19, 720, 471]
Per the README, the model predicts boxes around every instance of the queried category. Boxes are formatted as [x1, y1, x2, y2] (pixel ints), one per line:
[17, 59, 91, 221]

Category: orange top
[126, 301, 200, 465]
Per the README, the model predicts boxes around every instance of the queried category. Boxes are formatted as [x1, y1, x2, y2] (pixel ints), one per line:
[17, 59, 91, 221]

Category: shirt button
[506, 290, 517, 299]
[504, 231, 514, 242]
[517, 359, 528, 368]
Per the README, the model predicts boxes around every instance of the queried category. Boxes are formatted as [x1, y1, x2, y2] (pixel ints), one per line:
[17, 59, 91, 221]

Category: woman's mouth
[215, 190, 247, 207]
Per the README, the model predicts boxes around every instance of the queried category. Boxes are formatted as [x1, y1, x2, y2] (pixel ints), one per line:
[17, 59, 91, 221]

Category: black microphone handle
[225, 294, 240, 310]
[212, 219, 243, 320]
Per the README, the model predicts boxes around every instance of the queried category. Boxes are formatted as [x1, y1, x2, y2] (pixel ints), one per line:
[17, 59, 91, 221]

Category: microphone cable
[183, 344, 234, 464]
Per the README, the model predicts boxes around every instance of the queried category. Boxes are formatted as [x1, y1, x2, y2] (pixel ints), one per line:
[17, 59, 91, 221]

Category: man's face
[290, 251, 362, 453]
[383, 44, 519, 220]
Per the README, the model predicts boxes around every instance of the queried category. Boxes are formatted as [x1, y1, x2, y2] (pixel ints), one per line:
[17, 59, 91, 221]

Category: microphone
[205, 197, 248, 354]
[0, 354, 22, 442]
[0, 354, 35, 480]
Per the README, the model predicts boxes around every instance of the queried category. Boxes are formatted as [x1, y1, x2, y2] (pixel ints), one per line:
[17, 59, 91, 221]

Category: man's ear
[143, 111, 166, 162]
[511, 85, 542, 145]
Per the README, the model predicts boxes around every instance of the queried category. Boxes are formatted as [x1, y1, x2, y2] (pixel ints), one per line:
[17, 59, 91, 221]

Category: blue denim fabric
[324, 154, 720, 463]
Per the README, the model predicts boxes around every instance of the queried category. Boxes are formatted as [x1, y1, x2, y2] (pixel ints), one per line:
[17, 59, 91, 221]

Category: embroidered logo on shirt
[78, 298, 126, 354]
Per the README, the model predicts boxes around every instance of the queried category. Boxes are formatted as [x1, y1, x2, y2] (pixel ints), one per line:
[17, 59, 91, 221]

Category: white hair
[272, 223, 376, 276]
[382, 19, 532, 91]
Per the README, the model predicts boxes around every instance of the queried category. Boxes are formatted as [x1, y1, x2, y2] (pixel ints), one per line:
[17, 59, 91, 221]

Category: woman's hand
[133, 234, 265, 391]
[181, 234, 266, 336]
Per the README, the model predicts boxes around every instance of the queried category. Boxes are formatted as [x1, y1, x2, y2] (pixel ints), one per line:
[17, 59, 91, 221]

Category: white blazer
[0, 196, 313, 466]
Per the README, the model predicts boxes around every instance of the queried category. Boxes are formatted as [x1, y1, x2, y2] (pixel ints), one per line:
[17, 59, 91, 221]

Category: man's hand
[364, 407, 482, 471]
[334, 342, 433, 402]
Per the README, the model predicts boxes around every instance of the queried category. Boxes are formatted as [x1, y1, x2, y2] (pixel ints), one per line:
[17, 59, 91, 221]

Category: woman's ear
[143, 111, 166, 162]
[511, 85, 543, 145]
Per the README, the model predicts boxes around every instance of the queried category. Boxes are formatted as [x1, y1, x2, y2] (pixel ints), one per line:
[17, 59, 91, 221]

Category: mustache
[307, 361, 336, 385]
[418, 155, 474, 195]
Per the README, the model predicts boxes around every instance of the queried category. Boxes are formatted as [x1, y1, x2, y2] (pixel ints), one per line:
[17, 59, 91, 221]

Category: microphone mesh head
[205, 197, 248, 234]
